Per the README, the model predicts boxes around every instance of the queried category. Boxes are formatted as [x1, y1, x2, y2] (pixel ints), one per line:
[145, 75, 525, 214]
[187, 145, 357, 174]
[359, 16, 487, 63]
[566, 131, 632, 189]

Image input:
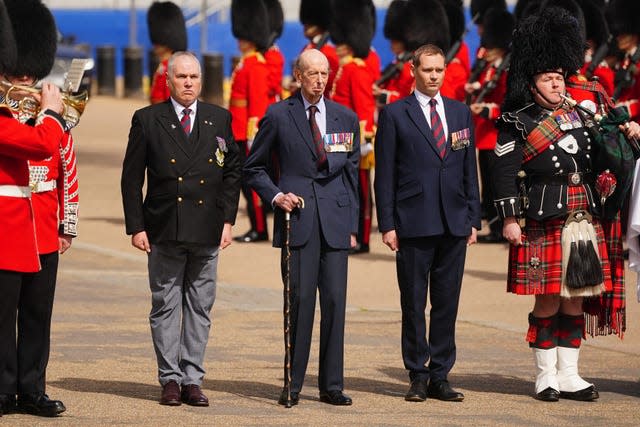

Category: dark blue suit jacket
[244, 92, 360, 248]
[374, 93, 481, 238]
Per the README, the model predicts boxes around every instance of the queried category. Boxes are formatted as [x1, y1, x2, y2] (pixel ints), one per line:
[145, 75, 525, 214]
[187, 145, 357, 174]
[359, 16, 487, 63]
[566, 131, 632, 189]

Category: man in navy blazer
[244, 49, 360, 406]
[374, 44, 481, 403]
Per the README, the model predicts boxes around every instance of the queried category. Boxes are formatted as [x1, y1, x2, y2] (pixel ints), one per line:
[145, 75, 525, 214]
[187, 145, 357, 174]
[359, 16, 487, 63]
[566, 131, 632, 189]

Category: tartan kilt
[507, 187, 613, 295]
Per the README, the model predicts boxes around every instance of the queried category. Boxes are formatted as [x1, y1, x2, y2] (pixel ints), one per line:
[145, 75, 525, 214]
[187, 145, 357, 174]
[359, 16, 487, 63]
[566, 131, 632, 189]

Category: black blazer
[121, 100, 241, 245]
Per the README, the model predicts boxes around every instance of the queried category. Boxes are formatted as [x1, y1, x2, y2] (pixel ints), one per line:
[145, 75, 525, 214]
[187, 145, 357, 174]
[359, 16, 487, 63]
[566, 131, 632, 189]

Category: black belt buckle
[567, 172, 582, 186]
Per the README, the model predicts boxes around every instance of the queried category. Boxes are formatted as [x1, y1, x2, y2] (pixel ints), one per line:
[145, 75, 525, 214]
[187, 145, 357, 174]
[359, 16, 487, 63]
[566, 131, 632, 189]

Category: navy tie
[429, 99, 446, 158]
[181, 108, 191, 135]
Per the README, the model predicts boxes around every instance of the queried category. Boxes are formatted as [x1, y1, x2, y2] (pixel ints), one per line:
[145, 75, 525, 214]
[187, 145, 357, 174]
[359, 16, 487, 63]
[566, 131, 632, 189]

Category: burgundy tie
[429, 98, 446, 158]
[308, 105, 327, 168]
[180, 108, 191, 135]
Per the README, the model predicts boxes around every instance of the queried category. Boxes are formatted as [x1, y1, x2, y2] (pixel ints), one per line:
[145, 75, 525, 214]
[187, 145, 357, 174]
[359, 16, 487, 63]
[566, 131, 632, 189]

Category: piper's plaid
[522, 111, 564, 163]
[584, 215, 626, 338]
[566, 78, 614, 110]
[507, 187, 613, 297]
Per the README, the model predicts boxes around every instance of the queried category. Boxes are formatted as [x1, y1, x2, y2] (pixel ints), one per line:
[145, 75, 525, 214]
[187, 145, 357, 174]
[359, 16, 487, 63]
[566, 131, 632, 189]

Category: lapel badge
[215, 148, 225, 167]
[171, 124, 176, 129]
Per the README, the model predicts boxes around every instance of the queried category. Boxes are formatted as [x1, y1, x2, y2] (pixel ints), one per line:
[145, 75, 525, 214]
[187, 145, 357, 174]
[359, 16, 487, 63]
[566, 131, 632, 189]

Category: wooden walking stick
[282, 196, 304, 408]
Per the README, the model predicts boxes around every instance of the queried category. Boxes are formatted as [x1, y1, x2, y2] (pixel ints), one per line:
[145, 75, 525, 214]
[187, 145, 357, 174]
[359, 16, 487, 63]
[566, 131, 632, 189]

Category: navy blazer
[121, 100, 242, 245]
[374, 93, 481, 238]
[244, 92, 360, 248]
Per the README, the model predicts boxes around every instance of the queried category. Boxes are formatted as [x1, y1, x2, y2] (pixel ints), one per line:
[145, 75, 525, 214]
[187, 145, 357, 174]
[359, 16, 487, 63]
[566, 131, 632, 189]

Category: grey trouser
[148, 241, 218, 386]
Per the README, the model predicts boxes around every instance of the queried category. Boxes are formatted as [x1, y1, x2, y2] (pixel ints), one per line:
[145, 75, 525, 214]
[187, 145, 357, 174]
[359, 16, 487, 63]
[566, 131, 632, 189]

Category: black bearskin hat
[265, 0, 284, 46]
[480, 8, 514, 50]
[502, 6, 586, 112]
[300, 0, 331, 30]
[384, 0, 408, 42]
[329, 0, 375, 59]
[577, 0, 609, 47]
[440, 0, 465, 45]
[514, 0, 540, 22]
[404, 0, 450, 52]
[0, 0, 16, 76]
[4, 0, 56, 80]
[607, 0, 640, 36]
[147, 2, 187, 52]
[231, 0, 271, 51]
[470, 0, 507, 23]
[517, 0, 586, 40]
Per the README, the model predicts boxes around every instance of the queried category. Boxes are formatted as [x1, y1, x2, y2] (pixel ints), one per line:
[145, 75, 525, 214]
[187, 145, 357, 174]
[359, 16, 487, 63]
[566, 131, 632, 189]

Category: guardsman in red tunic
[330, 0, 375, 253]
[607, 0, 640, 121]
[147, 2, 187, 104]
[263, 0, 285, 104]
[230, 0, 271, 242]
[440, 0, 470, 101]
[296, 0, 340, 99]
[374, 0, 414, 106]
[578, 0, 614, 96]
[464, 7, 512, 243]
[0, 0, 74, 418]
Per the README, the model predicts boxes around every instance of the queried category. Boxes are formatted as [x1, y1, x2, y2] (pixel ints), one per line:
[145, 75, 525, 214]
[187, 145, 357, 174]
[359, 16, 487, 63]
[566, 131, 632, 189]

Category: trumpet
[0, 80, 88, 129]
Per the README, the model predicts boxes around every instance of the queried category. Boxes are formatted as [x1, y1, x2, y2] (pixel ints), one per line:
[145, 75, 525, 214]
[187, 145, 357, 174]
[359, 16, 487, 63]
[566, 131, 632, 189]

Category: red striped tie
[308, 105, 327, 168]
[429, 99, 446, 158]
[181, 108, 191, 135]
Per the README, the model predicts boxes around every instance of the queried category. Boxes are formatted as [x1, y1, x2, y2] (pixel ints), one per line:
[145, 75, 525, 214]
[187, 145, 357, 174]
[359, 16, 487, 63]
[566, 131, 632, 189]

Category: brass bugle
[0, 79, 88, 129]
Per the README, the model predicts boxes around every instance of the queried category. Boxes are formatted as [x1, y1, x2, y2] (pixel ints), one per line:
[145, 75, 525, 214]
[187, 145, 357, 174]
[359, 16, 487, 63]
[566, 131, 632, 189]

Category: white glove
[360, 142, 373, 157]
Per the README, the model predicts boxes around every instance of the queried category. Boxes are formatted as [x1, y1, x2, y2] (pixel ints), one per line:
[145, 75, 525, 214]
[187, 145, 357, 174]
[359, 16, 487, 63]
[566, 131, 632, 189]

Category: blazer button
[200, 179, 205, 185]
[208, 158, 213, 163]
[177, 196, 183, 202]
[170, 158, 176, 164]
[178, 177, 183, 182]
[198, 200, 204, 205]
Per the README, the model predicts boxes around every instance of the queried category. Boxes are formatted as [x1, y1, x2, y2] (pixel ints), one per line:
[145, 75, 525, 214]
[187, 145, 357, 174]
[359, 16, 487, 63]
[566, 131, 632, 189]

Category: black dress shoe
[405, 379, 427, 402]
[17, 393, 66, 417]
[319, 390, 352, 406]
[277, 388, 299, 406]
[0, 394, 16, 416]
[233, 230, 268, 243]
[427, 380, 464, 402]
[535, 387, 560, 402]
[560, 386, 599, 401]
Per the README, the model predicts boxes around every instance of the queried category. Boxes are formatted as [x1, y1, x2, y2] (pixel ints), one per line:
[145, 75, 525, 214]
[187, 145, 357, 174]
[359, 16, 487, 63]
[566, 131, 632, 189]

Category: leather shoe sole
[535, 387, 560, 402]
[560, 386, 599, 401]
[319, 391, 352, 406]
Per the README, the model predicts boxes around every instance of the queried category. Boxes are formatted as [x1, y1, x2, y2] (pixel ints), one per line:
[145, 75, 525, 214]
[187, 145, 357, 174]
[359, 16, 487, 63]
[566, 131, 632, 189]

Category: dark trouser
[239, 140, 268, 234]
[478, 150, 501, 235]
[396, 235, 466, 382]
[357, 169, 372, 245]
[281, 208, 348, 393]
[0, 252, 59, 395]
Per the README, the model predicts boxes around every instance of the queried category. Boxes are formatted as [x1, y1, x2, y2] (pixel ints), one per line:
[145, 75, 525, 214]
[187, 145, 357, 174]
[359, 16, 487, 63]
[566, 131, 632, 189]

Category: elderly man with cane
[244, 49, 360, 407]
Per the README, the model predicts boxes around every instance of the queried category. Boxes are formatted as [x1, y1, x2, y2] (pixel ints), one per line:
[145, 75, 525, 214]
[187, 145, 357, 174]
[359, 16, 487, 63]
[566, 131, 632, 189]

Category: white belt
[30, 180, 57, 193]
[0, 185, 31, 198]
